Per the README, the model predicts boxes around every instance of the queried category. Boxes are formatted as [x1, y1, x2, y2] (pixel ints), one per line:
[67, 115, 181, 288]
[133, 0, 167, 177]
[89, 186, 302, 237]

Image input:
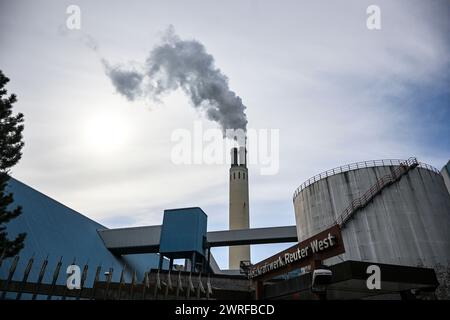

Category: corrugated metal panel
[159, 207, 207, 257]
[0, 177, 163, 296]
[441, 160, 450, 195]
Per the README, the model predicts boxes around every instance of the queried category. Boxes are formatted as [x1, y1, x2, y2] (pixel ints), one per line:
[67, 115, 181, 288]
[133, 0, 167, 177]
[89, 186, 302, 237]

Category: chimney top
[231, 147, 238, 166]
[239, 146, 247, 168]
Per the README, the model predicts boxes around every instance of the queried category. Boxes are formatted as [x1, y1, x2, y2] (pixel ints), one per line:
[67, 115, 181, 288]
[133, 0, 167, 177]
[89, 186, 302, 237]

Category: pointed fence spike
[76, 262, 89, 300]
[129, 269, 137, 300]
[32, 256, 49, 300]
[16, 256, 34, 300]
[91, 265, 102, 300]
[47, 256, 63, 300]
[103, 267, 113, 300]
[1, 255, 20, 300]
[0, 248, 7, 267]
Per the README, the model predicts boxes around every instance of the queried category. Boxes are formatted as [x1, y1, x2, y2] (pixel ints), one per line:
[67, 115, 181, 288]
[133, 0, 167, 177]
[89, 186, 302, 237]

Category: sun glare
[82, 112, 130, 153]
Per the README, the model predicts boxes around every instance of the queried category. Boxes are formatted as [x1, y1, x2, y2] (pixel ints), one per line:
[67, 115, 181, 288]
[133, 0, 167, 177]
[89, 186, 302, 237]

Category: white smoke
[103, 26, 248, 135]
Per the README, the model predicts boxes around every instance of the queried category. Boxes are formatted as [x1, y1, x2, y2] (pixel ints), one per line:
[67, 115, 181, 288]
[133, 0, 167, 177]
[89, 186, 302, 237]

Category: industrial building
[292, 158, 450, 299]
[441, 160, 450, 195]
[0, 177, 165, 299]
[1, 156, 449, 299]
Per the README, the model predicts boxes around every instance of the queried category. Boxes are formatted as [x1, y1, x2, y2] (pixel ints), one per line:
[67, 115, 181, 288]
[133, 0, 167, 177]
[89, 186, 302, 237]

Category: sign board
[248, 225, 345, 280]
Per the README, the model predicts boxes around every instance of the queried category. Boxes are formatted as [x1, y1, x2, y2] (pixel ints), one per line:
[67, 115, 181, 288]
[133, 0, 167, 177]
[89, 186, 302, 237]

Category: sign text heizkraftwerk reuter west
[248, 225, 345, 279]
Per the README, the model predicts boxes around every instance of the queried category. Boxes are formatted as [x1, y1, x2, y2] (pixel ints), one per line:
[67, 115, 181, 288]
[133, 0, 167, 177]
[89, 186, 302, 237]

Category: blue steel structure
[160, 207, 207, 258]
[159, 207, 208, 272]
[0, 177, 165, 298]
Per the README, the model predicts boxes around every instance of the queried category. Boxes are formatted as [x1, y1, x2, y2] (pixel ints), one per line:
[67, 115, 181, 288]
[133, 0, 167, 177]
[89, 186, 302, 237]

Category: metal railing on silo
[335, 157, 419, 228]
[293, 158, 440, 201]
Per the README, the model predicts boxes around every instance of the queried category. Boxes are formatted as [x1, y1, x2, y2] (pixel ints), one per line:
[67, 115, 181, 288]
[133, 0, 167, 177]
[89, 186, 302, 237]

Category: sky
[0, 0, 449, 269]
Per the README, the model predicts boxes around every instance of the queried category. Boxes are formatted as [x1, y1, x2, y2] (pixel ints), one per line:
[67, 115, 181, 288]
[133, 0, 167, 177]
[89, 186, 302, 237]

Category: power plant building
[1, 156, 449, 299]
[0, 178, 164, 299]
[293, 158, 450, 298]
[441, 160, 450, 195]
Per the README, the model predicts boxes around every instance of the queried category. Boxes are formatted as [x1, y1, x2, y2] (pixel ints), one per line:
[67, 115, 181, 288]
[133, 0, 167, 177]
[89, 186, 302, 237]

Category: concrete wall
[441, 160, 450, 196]
[293, 165, 450, 268]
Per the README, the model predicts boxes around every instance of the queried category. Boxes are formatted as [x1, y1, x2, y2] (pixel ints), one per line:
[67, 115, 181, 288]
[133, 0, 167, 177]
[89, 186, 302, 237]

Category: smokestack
[229, 146, 250, 270]
[238, 146, 246, 167]
[231, 147, 238, 166]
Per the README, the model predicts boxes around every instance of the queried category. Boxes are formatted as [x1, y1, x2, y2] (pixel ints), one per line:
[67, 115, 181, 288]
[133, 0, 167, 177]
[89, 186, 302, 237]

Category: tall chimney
[231, 147, 238, 166]
[229, 146, 250, 270]
[238, 146, 246, 167]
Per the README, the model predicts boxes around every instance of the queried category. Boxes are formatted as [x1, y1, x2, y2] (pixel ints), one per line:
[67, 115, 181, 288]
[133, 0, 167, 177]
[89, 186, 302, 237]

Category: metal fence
[0, 255, 251, 300]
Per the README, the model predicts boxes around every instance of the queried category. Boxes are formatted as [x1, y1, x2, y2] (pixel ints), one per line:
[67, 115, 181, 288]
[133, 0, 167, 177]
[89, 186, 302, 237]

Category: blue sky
[0, 0, 449, 269]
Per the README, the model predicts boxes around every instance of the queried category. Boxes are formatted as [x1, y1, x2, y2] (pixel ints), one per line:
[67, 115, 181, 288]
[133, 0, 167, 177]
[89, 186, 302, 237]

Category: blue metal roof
[0, 177, 165, 298]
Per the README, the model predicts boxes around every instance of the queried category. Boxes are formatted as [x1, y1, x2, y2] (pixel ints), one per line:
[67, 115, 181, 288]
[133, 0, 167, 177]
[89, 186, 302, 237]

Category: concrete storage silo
[441, 160, 450, 195]
[293, 158, 450, 298]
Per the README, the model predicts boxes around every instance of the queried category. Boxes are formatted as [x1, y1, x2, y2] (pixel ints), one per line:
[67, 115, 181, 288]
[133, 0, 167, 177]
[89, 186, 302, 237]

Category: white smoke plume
[103, 26, 248, 134]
